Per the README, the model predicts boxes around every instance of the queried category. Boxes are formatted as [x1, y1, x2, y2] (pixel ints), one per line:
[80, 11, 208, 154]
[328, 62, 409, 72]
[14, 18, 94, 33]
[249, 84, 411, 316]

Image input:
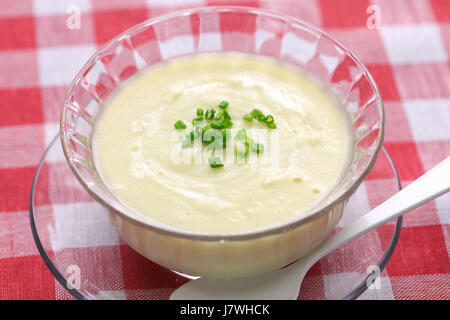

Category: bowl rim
[60, 5, 385, 241]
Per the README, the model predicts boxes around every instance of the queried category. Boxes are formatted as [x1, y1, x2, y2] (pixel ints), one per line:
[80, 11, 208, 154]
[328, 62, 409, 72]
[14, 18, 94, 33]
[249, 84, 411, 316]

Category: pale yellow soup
[93, 53, 352, 235]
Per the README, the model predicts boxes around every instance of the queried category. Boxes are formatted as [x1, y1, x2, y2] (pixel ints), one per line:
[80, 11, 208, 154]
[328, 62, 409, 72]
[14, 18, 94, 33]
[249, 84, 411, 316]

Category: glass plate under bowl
[30, 136, 402, 300]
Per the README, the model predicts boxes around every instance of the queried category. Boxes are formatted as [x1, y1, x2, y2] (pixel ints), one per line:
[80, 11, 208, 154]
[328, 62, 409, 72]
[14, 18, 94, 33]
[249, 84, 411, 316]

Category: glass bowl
[29, 139, 401, 300]
[59, 7, 384, 279]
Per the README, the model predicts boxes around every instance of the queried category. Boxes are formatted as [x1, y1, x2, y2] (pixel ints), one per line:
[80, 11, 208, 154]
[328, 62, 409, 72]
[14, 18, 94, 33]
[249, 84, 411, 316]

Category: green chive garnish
[209, 157, 224, 168]
[211, 122, 224, 129]
[220, 119, 233, 128]
[265, 115, 274, 123]
[192, 116, 203, 126]
[174, 101, 275, 168]
[205, 108, 216, 120]
[218, 101, 229, 109]
[257, 114, 266, 122]
[250, 108, 263, 119]
[174, 120, 187, 130]
[266, 122, 276, 129]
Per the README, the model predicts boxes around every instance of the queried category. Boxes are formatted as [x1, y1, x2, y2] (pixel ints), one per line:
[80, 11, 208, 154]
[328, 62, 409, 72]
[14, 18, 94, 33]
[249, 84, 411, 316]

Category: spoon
[171, 157, 450, 300]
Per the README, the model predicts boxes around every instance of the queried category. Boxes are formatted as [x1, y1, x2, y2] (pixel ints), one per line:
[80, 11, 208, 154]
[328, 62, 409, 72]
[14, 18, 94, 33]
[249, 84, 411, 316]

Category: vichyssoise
[92, 53, 353, 234]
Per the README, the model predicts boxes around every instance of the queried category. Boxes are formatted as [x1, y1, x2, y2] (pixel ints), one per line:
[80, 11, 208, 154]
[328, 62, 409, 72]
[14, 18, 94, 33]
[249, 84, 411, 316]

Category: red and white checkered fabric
[0, 0, 449, 300]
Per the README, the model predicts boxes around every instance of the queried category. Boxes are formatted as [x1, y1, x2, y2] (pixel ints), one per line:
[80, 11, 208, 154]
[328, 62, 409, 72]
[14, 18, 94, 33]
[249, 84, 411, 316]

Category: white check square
[51, 202, 120, 250]
[44, 122, 66, 163]
[381, 24, 447, 64]
[37, 45, 96, 86]
[281, 32, 317, 65]
[323, 272, 394, 300]
[435, 193, 450, 225]
[158, 35, 195, 60]
[403, 98, 450, 141]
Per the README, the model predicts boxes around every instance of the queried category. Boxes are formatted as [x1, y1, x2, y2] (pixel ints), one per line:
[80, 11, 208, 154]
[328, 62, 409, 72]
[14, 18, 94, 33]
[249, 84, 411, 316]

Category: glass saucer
[29, 135, 402, 300]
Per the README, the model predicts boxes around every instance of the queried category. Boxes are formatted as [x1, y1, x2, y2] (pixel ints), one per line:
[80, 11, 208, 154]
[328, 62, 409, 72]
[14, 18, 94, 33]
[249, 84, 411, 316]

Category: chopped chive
[205, 108, 216, 120]
[222, 110, 231, 120]
[192, 117, 203, 125]
[265, 115, 274, 123]
[218, 100, 229, 109]
[221, 129, 230, 146]
[250, 108, 263, 119]
[266, 122, 277, 129]
[174, 120, 187, 130]
[251, 143, 264, 154]
[215, 111, 224, 120]
[220, 119, 233, 128]
[211, 122, 224, 129]
[209, 157, 224, 168]
[197, 108, 204, 116]
[243, 114, 253, 122]
[257, 114, 266, 122]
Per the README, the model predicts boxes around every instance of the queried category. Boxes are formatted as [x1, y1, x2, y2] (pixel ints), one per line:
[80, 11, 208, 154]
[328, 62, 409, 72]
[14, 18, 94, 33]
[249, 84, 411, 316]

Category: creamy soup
[93, 54, 352, 234]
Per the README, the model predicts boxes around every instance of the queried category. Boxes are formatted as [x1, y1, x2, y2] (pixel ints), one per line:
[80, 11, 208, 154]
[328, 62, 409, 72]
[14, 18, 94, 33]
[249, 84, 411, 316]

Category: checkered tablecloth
[0, 0, 449, 300]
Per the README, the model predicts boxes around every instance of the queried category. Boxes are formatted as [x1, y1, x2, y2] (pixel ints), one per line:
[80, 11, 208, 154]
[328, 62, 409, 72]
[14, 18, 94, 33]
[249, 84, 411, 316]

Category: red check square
[90, 0, 147, 11]
[366, 64, 400, 101]
[391, 274, 450, 300]
[384, 142, 425, 181]
[207, 0, 260, 7]
[378, 225, 449, 276]
[0, 165, 49, 212]
[93, 8, 149, 44]
[0, 88, 43, 126]
[0, 16, 35, 50]
[430, 0, 450, 22]
[319, 0, 371, 28]
[120, 244, 188, 291]
[0, 255, 56, 299]
[219, 10, 257, 52]
[298, 275, 326, 300]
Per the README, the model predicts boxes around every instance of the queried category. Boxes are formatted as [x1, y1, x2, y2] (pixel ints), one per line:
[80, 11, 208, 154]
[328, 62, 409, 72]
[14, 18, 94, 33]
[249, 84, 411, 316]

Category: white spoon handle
[303, 156, 450, 268]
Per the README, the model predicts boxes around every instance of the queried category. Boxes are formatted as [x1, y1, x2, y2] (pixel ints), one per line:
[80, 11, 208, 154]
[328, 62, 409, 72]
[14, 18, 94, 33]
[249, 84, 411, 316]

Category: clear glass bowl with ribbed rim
[30, 139, 402, 299]
[59, 7, 385, 279]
